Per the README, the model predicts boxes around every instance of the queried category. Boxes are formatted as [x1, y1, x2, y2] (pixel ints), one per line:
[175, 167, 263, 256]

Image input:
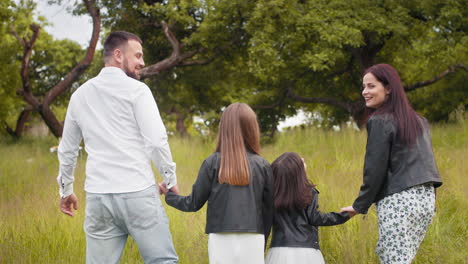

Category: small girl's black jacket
[269, 188, 350, 250]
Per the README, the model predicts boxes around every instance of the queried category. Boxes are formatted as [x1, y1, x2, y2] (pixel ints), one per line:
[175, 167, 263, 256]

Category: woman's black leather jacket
[165, 152, 274, 241]
[269, 188, 350, 250]
[353, 114, 443, 214]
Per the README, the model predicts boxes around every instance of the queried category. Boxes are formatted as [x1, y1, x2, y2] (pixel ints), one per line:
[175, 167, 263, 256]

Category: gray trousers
[84, 185, 178, 264]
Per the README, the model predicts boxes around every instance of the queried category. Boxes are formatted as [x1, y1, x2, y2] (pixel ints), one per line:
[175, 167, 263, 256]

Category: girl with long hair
[341, 64, 443, 263]
[163, 103, 274, 264]
[266, 152, 350, 264]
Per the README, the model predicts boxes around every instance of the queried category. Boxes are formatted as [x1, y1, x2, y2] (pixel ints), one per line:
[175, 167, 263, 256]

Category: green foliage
[30, 37, 84, 99]
[6, 0, 466, 135]
[1, 119, 467, 263]
[0, 0, 24, 131]
[246, 0, 467, 122]
[0, 1, 89, 134]
[91, 0, 467, 132]
[94, 0, 260, 135]
[410, 72, 468, 121]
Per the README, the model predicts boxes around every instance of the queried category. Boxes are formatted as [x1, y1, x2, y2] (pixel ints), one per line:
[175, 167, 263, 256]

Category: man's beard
[123, 59, 140, 80]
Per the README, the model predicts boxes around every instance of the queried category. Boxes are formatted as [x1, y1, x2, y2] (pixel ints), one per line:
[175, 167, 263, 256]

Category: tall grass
[1, 119, 466, 263]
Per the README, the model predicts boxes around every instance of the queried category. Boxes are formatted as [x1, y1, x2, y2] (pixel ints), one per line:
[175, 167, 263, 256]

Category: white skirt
[208, 233, 265, 264]
[265, 247, 325, 264]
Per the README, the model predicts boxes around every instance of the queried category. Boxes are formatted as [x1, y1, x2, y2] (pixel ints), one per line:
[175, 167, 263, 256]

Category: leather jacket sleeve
[262, 163, 274, 245]
[352, 116, 393, 214]
[165, 159, 212, 212]
[307, 190, 350, 226]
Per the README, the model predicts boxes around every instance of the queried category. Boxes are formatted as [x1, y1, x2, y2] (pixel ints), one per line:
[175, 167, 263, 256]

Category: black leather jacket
[353, 114, 443, 214]
[165, 152, 274, 241]
[269, 188, 349, 250]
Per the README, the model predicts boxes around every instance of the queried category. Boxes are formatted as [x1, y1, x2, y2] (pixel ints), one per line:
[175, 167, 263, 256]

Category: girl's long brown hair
[271, 152, 314, 210]
[216, 103, 260, 186]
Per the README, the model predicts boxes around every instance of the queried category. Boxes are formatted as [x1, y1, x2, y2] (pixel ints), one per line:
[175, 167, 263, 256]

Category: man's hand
[340, 205, 358, 217]
[158, 182, 179, 195]
[158, 182, 168, 194]
[60, 193, 78, 217]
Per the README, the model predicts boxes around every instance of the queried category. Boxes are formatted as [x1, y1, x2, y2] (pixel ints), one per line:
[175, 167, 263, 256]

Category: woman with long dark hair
[341, 64, 443, 263]
[266, 152, 350, 264]
[163, 103, 274, 264]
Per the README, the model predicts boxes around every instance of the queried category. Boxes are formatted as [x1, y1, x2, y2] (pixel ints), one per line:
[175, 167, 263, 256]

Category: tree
[0, 0, 23, 136]
[94, 0, 257, 135]
[4, 0, 100, 138]
[97, 0, 467, 134]
[243, 0, 467, 127]
[5, 0, 466, 138]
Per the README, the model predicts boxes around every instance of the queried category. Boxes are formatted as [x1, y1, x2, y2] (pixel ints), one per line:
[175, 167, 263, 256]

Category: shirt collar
[99, 66, 127, 76]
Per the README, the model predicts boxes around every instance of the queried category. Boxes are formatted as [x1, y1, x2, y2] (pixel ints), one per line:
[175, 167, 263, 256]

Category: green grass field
[1, 118, 467, 263]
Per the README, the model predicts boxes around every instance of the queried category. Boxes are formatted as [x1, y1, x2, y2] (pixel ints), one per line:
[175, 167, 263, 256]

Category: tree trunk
[37, 104, 63, 138]
[6, 108, 32, 138]
[173, 109, 188, 137]
[176, 117, 188, 136]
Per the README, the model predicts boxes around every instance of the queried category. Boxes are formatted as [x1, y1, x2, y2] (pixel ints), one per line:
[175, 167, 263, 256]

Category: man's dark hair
[103, 31, 142, 61]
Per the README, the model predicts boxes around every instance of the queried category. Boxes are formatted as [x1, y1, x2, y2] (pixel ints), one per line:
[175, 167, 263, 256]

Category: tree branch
[34, 0, 101, 138]
[140, 22, 218, 79]
[252, 102, 282, 110]
[179, 52, 217, 66]
[405, 64, 467, 91]
[9, 27, 25, 47]
[180, 43, 232, 67]
[43, 0, 101, 105]
[139, 21, 184, 78]
[10, 0, 101, 138]
[12, 23, 41, 107]
[287, 86, 353, 113]
[252, 86, 291, 110]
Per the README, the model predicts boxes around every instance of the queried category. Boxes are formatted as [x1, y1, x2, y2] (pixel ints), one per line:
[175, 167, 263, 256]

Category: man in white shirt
[57, 31, 179, 263]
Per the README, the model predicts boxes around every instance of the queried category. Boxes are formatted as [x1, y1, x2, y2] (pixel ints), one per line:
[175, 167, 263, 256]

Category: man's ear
[113, 48, 123, 64]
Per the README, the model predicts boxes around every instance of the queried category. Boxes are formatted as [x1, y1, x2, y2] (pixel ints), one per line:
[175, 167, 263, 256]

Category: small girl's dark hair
[271, 152, 314, 210]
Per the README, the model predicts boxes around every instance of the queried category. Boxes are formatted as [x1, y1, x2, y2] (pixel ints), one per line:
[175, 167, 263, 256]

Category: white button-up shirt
[57, 67, 177, 197]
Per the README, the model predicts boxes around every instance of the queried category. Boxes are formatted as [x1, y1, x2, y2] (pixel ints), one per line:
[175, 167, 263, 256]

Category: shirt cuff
[57, 176, 74, 198]
[60, 185, 74, 198]
[165, 177, 177, 190]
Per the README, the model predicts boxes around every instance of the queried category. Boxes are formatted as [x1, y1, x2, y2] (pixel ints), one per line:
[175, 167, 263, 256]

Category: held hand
[340, 205, 358, 218]
[60, 193, 78, 217]
[169, 184, 179, 195]
[158, 182, 168, 195]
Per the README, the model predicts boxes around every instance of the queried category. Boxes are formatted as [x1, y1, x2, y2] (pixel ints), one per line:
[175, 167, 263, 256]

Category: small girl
[266, 152, 350, 264]
[163, 103, 273, 264]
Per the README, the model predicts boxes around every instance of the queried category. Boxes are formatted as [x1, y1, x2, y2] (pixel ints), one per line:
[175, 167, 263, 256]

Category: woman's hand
[340, 205, 358, 217]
